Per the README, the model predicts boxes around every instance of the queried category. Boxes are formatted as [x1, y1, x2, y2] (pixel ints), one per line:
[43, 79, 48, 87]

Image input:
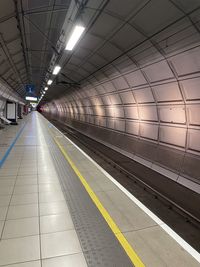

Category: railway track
[46, 116, 200, 251]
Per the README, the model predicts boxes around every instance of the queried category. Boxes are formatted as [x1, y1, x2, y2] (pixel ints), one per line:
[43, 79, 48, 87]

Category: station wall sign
[25, 84, 35, 94]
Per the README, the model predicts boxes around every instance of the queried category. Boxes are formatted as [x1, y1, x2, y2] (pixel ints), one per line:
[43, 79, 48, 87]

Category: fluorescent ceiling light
[44, 87, 48, 91]
[53, 65, 61, 75]
[25, 96, 38, 101]
[47, 79, 52, 85]
[65, 25, 85, 51]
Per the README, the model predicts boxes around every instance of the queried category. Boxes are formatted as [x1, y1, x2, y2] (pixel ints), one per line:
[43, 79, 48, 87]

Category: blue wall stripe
[0, 123, 26, 168]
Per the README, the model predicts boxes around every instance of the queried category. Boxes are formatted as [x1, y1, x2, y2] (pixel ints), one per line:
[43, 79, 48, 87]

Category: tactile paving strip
[43, 125, 134, 267]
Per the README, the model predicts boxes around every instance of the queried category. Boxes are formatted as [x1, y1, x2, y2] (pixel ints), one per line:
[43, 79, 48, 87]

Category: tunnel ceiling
[42, 0, 200, 185]
[0, 0, 200, 100]
[0, 0, 71, 97]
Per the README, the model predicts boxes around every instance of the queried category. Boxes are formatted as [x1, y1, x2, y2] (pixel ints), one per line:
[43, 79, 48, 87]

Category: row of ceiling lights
[38, 25, 85, 104]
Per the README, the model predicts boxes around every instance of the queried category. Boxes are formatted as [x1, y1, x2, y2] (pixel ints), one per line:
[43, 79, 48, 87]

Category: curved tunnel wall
[43, 12, 200, 191]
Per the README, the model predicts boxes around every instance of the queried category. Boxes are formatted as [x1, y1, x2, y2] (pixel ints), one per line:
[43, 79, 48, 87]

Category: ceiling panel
[130, 0, 183, 35]
[105, 0, 144, 18]
[170, 46, 200, 76]
[125, 70, 147, 87]
[110, 24, 144, 51]
[143, 61, 174, 82]
[120, 91, 135, 104]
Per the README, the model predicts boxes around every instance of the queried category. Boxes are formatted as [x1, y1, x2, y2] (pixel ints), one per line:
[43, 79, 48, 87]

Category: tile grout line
[0, 251, 87, 267]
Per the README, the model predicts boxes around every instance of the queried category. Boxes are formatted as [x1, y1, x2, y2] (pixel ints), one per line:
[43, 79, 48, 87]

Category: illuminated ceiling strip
[47, 80, 52, 85]
[25, 96, 37, 101]
[53, 65, 61, 75]
[66, 25, 85, 51]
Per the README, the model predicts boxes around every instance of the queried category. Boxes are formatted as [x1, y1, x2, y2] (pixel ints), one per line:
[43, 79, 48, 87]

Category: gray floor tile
[1, 165, 19, 170]
[38, 170, 57, 176]
[18, 166, 37, 171]
[38, 184, 61, 193]
[42, 253, 87, 267]
[10, 193, 38, 205]
[37, 167, 56, 172]
[2, 217, 39, 239]
[38, 174, 59, 179]
[7, 204, 38, 219]
[39, 201, 69, 216]
[39, 192, 64, 203]
[38, 178, 59, 185]
[0, 175, 16, 180]
[17, 174, 37, 179]
[0, 235, 40, 266]
[41, 230, 82, 259]
[0, 195, 11, 206]
[0, 206, 8, 220]
[0, 186, 14, 196]
[0, 179, 16, 186]
[13, 185, 38, 195]
[16, 178, 38, 186]
[19, 163, 37, 168]
[18, 169, 37, 175]
[20, 160, 37, 164]
[0, 169, 18, 176]
[40, 213, 74, 234]
[17, 175, 37, 180]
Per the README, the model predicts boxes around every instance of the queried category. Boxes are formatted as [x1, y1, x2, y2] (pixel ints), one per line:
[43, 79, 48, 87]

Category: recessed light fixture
[53, 65, 61, 75]
[65, 25, 85, 51]
[47, 80, 53, 85]
[44, 87, 48, 91]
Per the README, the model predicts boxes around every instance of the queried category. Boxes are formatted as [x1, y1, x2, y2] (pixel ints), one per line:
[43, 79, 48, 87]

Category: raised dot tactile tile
[41, 121, 133, 267]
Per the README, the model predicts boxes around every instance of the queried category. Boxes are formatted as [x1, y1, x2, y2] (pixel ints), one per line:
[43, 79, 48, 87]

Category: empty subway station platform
[1, 0, 200, 266]
[0, 112, 199, 267]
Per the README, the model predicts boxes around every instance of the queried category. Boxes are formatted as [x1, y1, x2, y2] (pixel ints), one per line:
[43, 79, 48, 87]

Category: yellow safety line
[53, 135, 145, 267]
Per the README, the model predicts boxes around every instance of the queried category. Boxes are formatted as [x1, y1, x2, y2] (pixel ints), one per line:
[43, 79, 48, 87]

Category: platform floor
[0, 112, 199, 267]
